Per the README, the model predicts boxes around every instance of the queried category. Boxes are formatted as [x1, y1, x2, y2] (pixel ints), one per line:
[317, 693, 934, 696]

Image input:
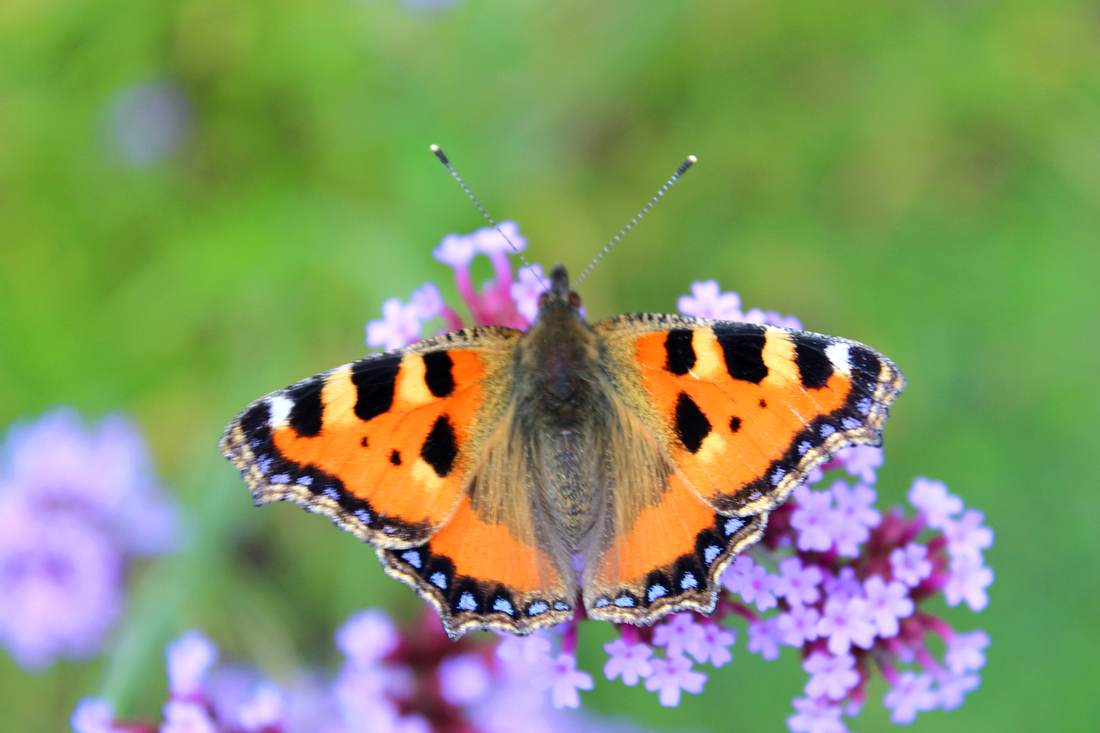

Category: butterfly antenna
[430, 144, 547, 290]
[574, 154, 697, 286]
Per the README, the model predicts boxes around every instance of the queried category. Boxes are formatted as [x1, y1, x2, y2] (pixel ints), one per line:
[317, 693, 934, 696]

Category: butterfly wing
[582, 313, 904, 623]
[221, 326, 572, 636]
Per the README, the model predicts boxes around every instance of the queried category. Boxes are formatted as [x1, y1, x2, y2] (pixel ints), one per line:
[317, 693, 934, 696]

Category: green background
[2, 0, 1097, 730]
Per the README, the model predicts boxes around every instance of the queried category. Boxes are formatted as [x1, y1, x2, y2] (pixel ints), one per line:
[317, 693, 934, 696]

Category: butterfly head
[537, 265, 583, 316]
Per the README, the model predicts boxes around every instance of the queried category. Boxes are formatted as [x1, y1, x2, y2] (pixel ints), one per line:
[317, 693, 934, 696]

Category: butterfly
[220, 263, 904, 639]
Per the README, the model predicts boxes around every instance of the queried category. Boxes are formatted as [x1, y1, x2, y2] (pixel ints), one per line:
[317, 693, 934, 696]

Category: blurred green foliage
[2, 0, 1098, 730]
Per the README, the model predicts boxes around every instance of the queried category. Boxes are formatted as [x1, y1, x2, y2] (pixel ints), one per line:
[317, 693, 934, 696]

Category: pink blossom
[883, 672, 938, 724]
[643, 654, 707, 707]
[652, 613, 705, 659]
[366, 297, 423, 350]
[438, 652, 491, 705]
[944, 555, 994, 611]
[777, 603, 822, 647]
[432, 232, 477, 268]
[945, 630, 990, 674]
[509, 263, 547, 323]
[336, 610, 398, 666]
[791, 484, 835, 552]
[548, 653, 594, 709]
[747, 617, 782, 660]
[889, 543, 932, 587]
[723, 555, 778, 611]
[774, 557, 823, 606]
[70, 699, 115, 733]
[787, 696, 847, 733]
[690, 623, 736, 667]
[836, 445, 882, 484]
[161, 700, 218, 733]
[409, 282, 444, 320]
[804, 651, 860, 701]
[936, 671, 980, 710]
[167, 630, 218, 698]
[908, 477, 962, 529]
[943, 509, 994, 562]
[677, 281, 743, 320]
[861, 576, 914, 639]
[603, 638, 653, 686]
[818, 596, 876, 655]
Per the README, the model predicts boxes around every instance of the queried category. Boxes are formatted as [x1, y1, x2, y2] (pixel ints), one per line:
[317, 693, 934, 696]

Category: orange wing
[582, 313, 903, 622]
[599, 313, 905, 516]
[221, 326, 572, 637]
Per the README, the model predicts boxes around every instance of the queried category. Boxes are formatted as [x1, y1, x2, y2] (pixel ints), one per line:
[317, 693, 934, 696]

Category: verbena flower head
[0, 409, 177, 669]
[320, 225, 993, 728]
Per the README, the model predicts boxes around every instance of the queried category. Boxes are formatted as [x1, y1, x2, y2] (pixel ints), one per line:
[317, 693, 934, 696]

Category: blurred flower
[73, 614, 648, 733]
[0, 409, 177, 669]
[108, 81, 190, 166]
[603, 638, 653, 686]
[643, 654, 706, 707]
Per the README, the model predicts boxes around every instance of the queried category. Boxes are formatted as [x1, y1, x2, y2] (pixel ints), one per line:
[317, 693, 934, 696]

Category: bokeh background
[2, 0, 1098, 730]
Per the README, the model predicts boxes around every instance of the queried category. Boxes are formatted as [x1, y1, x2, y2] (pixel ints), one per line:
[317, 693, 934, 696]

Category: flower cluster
[362, 224, 993, 729]
[0, 409, 177, 669]
[71, 611, 645, 733]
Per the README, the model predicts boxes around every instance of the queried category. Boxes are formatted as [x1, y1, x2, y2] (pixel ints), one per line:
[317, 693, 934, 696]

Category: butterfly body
[222, 265, 904, 638]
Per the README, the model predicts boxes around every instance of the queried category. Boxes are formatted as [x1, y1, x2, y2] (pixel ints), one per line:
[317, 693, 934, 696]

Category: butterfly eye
[568, 291, 582, 309]
[538, 292, 550, 309]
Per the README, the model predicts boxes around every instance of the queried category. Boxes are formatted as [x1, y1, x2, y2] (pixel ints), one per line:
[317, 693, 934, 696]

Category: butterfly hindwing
[584, 469, 767, 622]
[597, 313, 905, 516]
[220, 326, 521, 549]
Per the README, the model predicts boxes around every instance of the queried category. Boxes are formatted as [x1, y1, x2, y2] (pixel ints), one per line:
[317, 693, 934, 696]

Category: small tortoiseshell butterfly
[221, 150, 905, 639]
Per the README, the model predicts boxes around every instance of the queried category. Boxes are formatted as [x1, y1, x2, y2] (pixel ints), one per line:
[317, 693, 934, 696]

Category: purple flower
[861, 576, 914, 639]
[474, 220, 527, 255]
[936, 671, 980, 710]
[777, 603, 822, 647]
[822, 567, 863, 603]
[234, 683, 283, 732]
[652, 613, 705, 659]
[791, 484, 835, 552]
[603, 638, 653, 686]
[548, 653, 594, 709]
[830, 481, 879, 534]
[883, 672, 938, 724]
[722, 556, 778, 611]
[889, 543, 932, 587]
[787, 697, 847, 733]
[0, 498, 122, 669]
[438, 652, 492, 705]
[774, 557, 823, 606]
[409, 282, 444, 321]
[510, 263, 547, 323]
[944, 555, 994, 611]
[908, 477, 962, 529]
[71, 698, 115, 733]
[433, 232, 477, 268]
[943, 509, 993, 562]
[945, 630, 990, 674]
[817, 596, 876, 655]
[804, 652, 859, 701]
[366, 297, 424, 350]
[743, 308, 803, 330]
[497, 633, 554, 669]
[747, 617, 782, 660]
[690, 623, 736, 667]
[677, 281, 743, 320]
[167, 630, 218, 698]
[336, 610, 399, 667]
[644, 654, 707, 707]
[836, 446, 882, 484]
[161, 700, 218, 733]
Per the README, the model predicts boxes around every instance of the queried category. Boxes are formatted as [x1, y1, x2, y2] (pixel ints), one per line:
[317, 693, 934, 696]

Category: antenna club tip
[429, 144, 450, 166]
[687, 154, 698, 164]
